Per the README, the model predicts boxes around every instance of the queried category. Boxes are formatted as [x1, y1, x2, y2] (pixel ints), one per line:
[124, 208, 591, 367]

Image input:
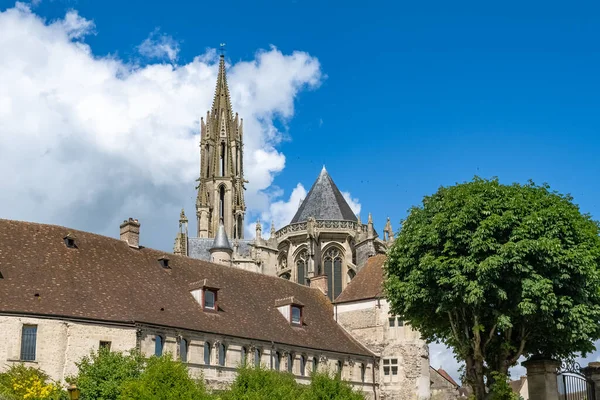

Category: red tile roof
[0, 219, 373, 357]
[437, 368, 459, 387]
[334, 254, 386, 303]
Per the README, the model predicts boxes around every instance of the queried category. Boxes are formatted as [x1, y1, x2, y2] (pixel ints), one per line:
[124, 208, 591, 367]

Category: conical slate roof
[210, 223, 232, 252]
[290, 167, 358, 224]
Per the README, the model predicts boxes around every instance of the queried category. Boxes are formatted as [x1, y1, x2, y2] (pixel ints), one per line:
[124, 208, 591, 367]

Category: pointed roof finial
[179, 208, 188, 223]
[270, 220, 276, 236]
[255, 218, 262, 230]
[368, 213, 373, 224]
[219, 43, 226, 57]
[210, 222, 232, 252]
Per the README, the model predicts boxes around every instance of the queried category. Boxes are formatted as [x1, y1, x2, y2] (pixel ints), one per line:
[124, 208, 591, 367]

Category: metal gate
[557, 361, 596, 400]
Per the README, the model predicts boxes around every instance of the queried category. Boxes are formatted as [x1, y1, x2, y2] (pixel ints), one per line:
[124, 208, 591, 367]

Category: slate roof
[0, 219, 373, 357]
[189, 238, 252, 261]
[334, 254, 386, 304]
[210, 224, 232, 252]
[290, 167, 358, 224]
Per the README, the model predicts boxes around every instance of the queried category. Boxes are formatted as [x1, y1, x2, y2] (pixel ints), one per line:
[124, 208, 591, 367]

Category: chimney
[120, 218, 140, 248]
[309, 275, 328, 297]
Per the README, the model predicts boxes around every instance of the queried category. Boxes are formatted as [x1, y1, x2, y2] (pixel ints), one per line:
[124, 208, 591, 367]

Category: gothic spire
[211, 55, 233, 118]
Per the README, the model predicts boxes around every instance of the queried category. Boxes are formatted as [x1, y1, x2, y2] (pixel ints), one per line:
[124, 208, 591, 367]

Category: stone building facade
[173, 54, 393, 302]
[0, 218, 377, 397]
[334, 255, 431, 400]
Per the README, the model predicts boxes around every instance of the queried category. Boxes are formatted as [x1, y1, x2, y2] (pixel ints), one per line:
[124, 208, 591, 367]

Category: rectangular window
[291, 306, 302, 325]
[391, 358, 398, 375]
[388, 317, 395, 327]
[300, 356, 306, 376]
[383, 359, 390, 376]
[397, 319, 404, 327]
[204, 290, 216, 310]
[254, 349, 261, 367]
[99, 341, 112, 351]
[20, 325, 37, 361]
[312, 357, 318, 373]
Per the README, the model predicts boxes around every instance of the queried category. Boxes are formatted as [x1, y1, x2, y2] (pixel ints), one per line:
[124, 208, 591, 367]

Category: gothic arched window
[295, 249, 308, 286]
[324, 248, 343, 300]
[219, 186, 225, 223]
[220, 142, 225, 177]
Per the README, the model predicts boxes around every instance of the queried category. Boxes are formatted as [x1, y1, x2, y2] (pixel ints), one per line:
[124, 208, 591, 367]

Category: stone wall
[335, 299, 430, 400]
[0, 315, 137, 382]
[0, 315, 376, 397]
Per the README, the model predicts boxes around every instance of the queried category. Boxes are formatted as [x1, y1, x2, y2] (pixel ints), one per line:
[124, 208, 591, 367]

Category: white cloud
[342, 191, 361, 217]
[137, 28, 179, 62]
[0, 4, 322, 250]
[268, 183, 307, 230]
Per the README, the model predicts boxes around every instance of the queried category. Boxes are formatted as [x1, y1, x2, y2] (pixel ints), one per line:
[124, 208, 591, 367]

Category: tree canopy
[384, 177, 600, 399]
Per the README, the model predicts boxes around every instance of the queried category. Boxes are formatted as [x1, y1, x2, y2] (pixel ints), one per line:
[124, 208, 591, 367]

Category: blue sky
[1, 0, 600, 384]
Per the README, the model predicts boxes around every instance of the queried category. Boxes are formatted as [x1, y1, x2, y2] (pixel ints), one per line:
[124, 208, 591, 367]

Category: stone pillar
[120, 218, 140, 248]
[582, 362, 600, 400]
[522, 358, 560, 400]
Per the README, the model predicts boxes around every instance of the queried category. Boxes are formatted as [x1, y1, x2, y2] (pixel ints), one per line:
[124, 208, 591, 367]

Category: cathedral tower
[196, 54, 246, 239]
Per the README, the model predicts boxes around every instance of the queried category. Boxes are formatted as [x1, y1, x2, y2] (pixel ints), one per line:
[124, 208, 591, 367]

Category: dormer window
[275, 296, 304, 326]
[63, 233, 77, 248]
[204, 289, 217, 310]
[158, 256, 170, 269]
[190, 280, 219, 312]
[291, 306, 302, 326]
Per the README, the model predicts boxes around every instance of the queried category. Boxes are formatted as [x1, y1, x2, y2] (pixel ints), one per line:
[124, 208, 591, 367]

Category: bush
[118, 355, 209, 400]
[221, 365, 304, 400]
[0, 364, 65, 400]
[67, 347, 144, 400]
[303, 371, 364, 400]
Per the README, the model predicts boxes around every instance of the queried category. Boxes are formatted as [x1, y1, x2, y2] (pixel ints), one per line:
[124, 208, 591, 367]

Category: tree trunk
[466, 355, 488, 400]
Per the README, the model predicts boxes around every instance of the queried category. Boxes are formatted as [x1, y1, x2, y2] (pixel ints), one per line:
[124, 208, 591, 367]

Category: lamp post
[67, 384, 80, 400]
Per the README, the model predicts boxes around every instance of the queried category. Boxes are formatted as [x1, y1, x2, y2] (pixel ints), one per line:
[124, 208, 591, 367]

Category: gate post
[582, 362, 600, 400]
[522, 358, 560, 400]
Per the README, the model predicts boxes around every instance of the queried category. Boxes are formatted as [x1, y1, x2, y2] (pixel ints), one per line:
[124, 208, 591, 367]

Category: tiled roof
[0, 219, 373, 357]
[437, 368, 459, 387]
[290, 167, 358, 224]
[334, 254, 386, 304]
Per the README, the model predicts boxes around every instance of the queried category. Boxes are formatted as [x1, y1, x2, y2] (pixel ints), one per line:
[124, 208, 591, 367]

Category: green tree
[302, 371, 364, 400]
[67, 347, 144, 400]
[118, 355, 209, 400]
[220, 366, 304, 400]
[384, 178, 600, 399]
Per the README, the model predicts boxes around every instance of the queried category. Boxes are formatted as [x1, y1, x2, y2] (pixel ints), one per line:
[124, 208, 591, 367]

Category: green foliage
[384, 177, 600, 396]
[488, 373, 520, 400]
[303, 371, 364, 400]
[0, 364, 66, 400]
[220, 366, 305, 400]
[67, 347, 144, 400]
[118, 354, 209, 400]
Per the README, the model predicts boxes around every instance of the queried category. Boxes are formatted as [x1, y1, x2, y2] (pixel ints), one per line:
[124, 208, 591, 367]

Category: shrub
[0, 364, 65, 400]
[221, 366, 305, 400]
[67, 347, 144, 400]
[118, 355, 209, 400]
[302, 371, 364, 400]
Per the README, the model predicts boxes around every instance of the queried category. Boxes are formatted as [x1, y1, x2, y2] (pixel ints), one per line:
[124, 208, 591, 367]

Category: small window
[383, 359, 390, 375]
[241, 346, 247, 366]
[312, 357, 318, 373]
[360, 363, 366, 382]
[63, 233, 77, 248]
[99, 341, 112, 351]
[218, 343, 226, 366]
[204, 290, 216, 310]
[389, 317, 395, 327]
[291, 306, 302, 326]
[397, 319, 404, 327]
[155, 335, 164, 356]
[20, 325, 37, 361]
[274, 351, 281, 370]
[180, 338, 188, 362]
[204, 342, 211, 365]
[287, 353, 293, 373]
[254, 348, 261, 367]
[391, 358, 398, 375]
[158, 256, 170, 269]
[300, 355, 306, 376]
[337, 360, 343, 376]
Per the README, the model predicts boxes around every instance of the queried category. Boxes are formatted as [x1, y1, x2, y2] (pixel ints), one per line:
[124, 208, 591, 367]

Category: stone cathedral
[173, 54, 394, 301]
